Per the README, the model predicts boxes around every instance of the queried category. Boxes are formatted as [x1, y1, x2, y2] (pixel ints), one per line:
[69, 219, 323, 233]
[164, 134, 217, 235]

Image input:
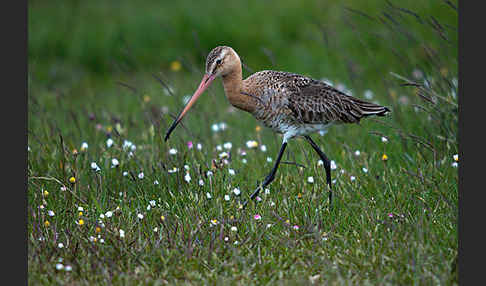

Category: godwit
[165, 46, 390, 207]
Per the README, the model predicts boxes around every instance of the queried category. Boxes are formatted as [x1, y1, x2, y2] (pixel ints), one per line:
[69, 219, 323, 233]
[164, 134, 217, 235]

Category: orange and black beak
[165, 73, 216, 141]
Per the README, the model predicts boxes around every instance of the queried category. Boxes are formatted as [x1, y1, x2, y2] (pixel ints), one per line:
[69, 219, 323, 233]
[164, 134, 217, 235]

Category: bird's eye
[216, 59, 222, 65]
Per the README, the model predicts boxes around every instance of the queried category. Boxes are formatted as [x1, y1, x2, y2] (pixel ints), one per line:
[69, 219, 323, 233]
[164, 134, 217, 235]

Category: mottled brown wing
[271, 71, 389, 124]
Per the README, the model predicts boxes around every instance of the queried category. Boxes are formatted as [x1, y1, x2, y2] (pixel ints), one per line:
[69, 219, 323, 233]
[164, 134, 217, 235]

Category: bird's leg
[242, 141, 288, 209]
[304, 135, 333, 205]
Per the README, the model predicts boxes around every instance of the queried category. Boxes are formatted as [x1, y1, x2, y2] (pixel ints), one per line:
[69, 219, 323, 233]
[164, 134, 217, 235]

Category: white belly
[280, 123, 332, 142]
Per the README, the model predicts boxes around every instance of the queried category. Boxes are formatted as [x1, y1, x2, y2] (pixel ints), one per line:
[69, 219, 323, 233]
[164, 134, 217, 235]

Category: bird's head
[205, 46, 241, 78]
[165, 46, 240, 141]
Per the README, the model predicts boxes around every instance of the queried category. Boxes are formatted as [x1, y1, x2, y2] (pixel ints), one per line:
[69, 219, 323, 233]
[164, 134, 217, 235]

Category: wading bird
[165, 46, 390, 208]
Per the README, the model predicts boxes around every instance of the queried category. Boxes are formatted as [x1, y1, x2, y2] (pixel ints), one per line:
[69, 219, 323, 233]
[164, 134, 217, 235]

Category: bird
[165, 46, 390, 208]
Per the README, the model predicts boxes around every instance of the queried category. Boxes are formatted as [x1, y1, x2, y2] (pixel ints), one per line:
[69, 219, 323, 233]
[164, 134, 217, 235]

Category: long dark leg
[304, 135, 333, 205]
[242, 141, 288, 209]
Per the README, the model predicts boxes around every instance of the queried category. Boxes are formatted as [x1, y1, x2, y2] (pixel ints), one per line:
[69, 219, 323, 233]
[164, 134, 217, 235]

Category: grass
[28, 0, 458, 284]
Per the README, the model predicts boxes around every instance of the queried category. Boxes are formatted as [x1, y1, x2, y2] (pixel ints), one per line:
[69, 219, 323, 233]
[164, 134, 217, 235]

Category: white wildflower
[223, 142, 232, 149]
[91, 162, 101, 172]
[123, 140, 134, 150]
[233, 188, 241, 196]
[111, 158, 119, 168]
[246, 140, 258, 149]
[307, 176, 314, 183]
[138, 172, 144, 179]
[228, 169, 236, 176]
[169, 148, 178, 155]
[219, 152, 229, 159]
[81, 142, 89, 151]
[364, 90, 374, 99]
[218, 122, 227, 130]
[330, 160, 337, 170]
[184, 173, 191, 183]
[106, 138, 114, 148]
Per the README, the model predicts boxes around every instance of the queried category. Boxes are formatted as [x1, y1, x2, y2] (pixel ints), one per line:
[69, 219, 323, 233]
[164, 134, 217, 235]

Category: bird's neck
[222, 64, 256, 113]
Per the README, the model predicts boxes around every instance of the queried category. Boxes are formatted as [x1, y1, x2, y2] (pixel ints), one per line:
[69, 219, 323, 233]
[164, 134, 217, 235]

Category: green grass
[28, 0, 458, 284]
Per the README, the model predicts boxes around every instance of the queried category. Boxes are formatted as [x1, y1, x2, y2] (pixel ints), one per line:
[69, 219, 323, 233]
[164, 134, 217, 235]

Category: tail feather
[351, 97, 391, 117]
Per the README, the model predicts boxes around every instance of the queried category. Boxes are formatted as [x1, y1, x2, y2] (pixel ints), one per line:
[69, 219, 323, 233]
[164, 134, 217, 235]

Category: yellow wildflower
[78, 219, 84, 226]
[43, 190, 49, 197]
[69, 177, 76, 184]
[95, 226, 101, 233]
[255, 125, 261, 132]
[382, 154, 388, 161]
[170, 61, 182, 72]
[44, 220, 50, 227]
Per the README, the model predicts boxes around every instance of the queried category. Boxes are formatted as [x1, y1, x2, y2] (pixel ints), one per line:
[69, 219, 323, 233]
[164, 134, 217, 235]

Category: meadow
[28, 0, 458, 284]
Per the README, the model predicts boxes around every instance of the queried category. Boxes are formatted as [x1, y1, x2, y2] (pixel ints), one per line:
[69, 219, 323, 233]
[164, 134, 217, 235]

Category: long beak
[165, 73, 216, 141]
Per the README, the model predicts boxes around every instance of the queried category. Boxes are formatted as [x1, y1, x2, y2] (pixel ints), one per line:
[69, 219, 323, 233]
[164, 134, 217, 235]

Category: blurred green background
[28, 0, 457, 85]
